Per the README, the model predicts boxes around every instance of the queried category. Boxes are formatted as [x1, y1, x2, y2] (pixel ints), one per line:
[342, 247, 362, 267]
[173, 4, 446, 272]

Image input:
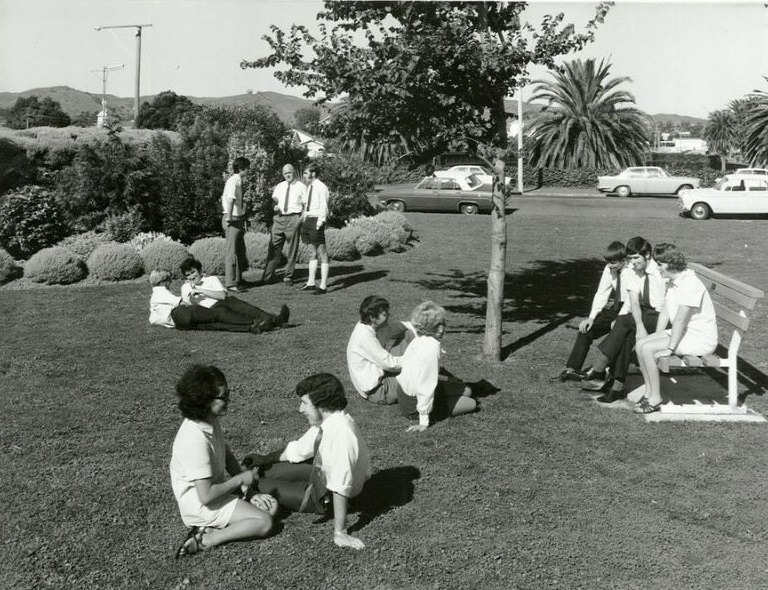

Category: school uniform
[346, 321, 403, 404]
[665, 269, 717, 355]
[300, 178, 329, 246]
[221, 173, 248, 288]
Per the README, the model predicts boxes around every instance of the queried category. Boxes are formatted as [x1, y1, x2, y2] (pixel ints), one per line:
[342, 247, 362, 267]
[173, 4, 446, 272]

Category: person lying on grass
[631, 243, 718, 414]
[171, 364, 276, 558]
[242, 373, 371, 550]
[395, 301, 476, 432]
[177, 258, 289, 333]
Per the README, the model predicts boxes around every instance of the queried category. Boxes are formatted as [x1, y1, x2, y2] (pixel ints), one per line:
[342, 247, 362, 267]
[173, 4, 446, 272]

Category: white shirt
[271, 180, 306, 215]
[396, 335, 442, 426]
[302, 178, 330, 227]
[316, 411, 371, 498]
[665, 268, 717, 351]
[221, 173, 245, 217]
[149, 286, 181, 328]
[169, 417, 229, 522]
[346, 322, 403, 397]
[283, 425, 320, 463]
[620, 258, 666, 313]
[589, 264, 625, 319]
[180, 275, 225, 308]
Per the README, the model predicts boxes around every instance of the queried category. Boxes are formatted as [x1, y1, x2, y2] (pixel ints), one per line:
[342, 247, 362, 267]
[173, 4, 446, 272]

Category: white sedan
[435, 165, 511, 186]
[598, 166, 700, 197]
[678, 175, 768, 219]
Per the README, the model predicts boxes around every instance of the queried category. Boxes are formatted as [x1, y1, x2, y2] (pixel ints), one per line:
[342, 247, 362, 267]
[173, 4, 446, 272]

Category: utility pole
[94, 24, 152, 123]
[90, 64, 124, 127]
[517, 89, 524, 194]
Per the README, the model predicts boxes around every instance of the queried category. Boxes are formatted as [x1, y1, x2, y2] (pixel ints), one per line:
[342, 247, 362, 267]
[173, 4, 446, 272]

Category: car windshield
[714, 178, 729, 191]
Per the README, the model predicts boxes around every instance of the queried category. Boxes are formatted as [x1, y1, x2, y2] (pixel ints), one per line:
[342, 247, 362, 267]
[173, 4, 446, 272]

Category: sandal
[174, 529, 206, 559]
[633, 397, 662, 414]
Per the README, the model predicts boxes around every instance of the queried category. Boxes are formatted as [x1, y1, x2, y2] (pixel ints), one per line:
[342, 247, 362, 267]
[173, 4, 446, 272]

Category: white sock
[306, 259, 317, 286]
[320, 262, 329, 289]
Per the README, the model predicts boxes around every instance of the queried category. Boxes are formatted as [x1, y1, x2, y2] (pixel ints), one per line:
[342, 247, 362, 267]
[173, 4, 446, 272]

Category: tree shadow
[347, 466, 421, 533]
[328, 270, 390, 292]
[466, 378, 502, 399]
[396, 258, 604, 359]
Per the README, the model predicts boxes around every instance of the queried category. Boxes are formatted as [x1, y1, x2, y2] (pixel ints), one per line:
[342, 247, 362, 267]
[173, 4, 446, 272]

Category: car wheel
[677, 184, 693, 194]
[460, 203, 479, 215]
[616, 185, 631, 198]
[387, 200, 405, 212]
[690, 202, 711, 220]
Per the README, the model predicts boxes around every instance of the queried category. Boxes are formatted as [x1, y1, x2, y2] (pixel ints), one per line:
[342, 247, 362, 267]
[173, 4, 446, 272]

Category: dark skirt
[300, 216, 326, 246]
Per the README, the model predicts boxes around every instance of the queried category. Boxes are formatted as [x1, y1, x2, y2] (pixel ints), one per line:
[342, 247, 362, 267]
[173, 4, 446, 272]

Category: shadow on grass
[398, 258, 604, 359]
[347, 466, 421, 533]
[329, 270, 390, 292]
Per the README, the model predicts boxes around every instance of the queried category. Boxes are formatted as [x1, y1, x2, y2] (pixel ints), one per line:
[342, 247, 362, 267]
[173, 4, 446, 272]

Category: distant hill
[650, 113, 708, 127]
[0, 86, 318, 125]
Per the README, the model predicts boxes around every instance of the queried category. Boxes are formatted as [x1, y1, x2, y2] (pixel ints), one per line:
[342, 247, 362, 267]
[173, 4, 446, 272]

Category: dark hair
[295, 373, 347, 411]
[232, 157, 251, 173]
[176, 364, 227, 421]
[359, 295, 390, 324]
[625, 236, 652, 258]
[305, 162, 320, 176]
[653, 243, 687, 272]
[604, 241, 626, 263]
[179, 257, 202, 275]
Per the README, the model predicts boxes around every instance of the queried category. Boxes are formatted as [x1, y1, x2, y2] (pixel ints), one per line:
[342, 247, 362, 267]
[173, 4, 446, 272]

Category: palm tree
[703, 110, 737, 172]
[743, 79, 768, 167]
[526, 58, 650, 169]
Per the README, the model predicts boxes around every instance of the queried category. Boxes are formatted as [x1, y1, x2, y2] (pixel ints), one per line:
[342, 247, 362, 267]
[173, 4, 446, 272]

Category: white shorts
[177, 491, 239, 529]
[666, 329, 717, 357]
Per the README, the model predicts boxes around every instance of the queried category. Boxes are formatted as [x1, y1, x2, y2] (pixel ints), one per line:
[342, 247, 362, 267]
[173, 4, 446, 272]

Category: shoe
[299, 284, 315, 292]
[282, 277, 293, 285]
[226, 286, 241, 293]
[315, 287, 327, 295]
[596, 389, 627, 404]
[250, 321, 263, 334]
[549, 368, 587, 382]
[633, 397, 662, 414]
[277, 304, 290, 327]
[583, 367, 608, 381]
[582, 377, 613, 392]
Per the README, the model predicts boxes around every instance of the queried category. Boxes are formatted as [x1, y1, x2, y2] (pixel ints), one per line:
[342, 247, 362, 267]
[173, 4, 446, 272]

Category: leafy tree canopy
[294, 106, 322, 134]
[136, 90, 201, 131]
[6, 96, 71, 129]
[242, 1, 613, 165]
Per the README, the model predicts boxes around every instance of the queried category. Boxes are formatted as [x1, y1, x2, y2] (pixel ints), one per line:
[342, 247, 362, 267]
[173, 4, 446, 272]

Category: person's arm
[316, 184, 329, 229]
[332, 492, 365, 549]
[193, 469, 255, 506]
[654, 305, 670, 334]
[660, 305, 694, 356]
[407, 341, 439, 433]
[585, 266, 613, 323]
[359, 329, 403, 371]
[190, 276, 227, 300]
[222, 176, 236, 223]
[628, 290, 648, 340]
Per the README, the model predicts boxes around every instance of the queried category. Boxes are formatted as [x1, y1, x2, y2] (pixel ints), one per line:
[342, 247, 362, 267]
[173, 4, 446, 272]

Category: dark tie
[298, 427, 325, 512]
[641, 274, 650, 308]
[612, 272, 622, 312]
[306, 185, 313, 213]
[282, 183, 290, 214]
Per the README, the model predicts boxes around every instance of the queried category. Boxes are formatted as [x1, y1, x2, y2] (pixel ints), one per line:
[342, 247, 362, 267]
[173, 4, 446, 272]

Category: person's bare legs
[634, 332, 670, 406]
[199, 499, 273, 549]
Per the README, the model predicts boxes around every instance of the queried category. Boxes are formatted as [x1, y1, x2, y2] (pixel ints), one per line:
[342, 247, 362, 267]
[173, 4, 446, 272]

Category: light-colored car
[678, 175, 768, 219]
[597, 166, 701, 197]
[715, 168, 768, 182]
[377, 174, 503, 215]
[435, 165, 511, 186]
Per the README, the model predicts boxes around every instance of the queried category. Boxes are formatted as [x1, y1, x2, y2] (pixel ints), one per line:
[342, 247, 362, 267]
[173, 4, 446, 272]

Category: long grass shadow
[329, 270, 390, 292]
[396, 258, 604, 358]
[347, 466, 421, 533]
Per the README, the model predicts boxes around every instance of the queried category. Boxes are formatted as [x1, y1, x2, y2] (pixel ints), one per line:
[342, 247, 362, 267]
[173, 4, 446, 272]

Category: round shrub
[87, 242, 144, 281]
[24, 246, 87, 285]
[245, 231, 283, 270]
[375, 210, 414, 234]
[189, 237, 226, 276]
[325, 227, 360, 262]
[350, 225, 382, 256]
[0, 247, 21, 284]
[0, 185, 71, 259]
[56, 230, 112, 259]
[129, 231, 173, 252]
[140, 239, 189, 278]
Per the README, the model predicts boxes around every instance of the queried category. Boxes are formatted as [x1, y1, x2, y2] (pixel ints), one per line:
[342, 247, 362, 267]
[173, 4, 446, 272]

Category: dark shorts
[300, 216, 326, 246]
[366, 374, 400, 405]
[397, 377, 468, 420]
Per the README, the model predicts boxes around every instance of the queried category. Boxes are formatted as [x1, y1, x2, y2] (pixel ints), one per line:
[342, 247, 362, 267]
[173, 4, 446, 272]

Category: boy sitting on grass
[243, 373, 371, 550]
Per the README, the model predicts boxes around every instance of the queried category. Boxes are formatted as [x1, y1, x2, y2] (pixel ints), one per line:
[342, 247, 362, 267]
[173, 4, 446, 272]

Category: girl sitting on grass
[171, 364, 274, 557]
[396, 301, 477, 432]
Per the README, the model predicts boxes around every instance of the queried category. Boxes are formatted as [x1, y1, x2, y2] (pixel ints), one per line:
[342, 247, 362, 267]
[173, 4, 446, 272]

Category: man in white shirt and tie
[262, 163, 306, 285]
[299, 162, 331, 294]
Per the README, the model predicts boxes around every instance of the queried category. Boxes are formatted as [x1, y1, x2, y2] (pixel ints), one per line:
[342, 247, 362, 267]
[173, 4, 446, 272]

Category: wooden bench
[655, 262, 765, 417]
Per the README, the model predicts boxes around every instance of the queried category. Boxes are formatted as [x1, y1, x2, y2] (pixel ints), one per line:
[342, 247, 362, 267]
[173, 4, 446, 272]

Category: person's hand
[406, 424, 428, 433]
[242, 454, 272, 469]
[334, 530, 365, 550]
[238, 469, 255, 494]
[654, 348, 674, 360]
[578, 318, 593, 334]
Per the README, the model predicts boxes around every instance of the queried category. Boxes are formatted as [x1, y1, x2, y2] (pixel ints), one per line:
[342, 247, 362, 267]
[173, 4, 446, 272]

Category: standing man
[262, 164, 306, 286]
[221, 157, 250, 293]
[299, 162, 331, 294]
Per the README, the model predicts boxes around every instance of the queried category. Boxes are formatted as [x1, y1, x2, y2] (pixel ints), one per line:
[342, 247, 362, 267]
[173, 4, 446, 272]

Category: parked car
[715, 168, 768, 182]
[678, 175, 768, 219]
[597, 166, 701, 197]
[435, 165, 511, 186]
[377, 175, 502, 214]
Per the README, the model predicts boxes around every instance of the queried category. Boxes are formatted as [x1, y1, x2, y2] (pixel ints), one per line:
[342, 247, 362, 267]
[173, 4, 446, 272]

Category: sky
[1, 0, 767, 118]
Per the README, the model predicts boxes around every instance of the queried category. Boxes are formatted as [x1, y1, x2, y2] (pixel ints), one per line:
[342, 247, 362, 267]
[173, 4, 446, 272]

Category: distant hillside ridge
[0, 86, 319, 125]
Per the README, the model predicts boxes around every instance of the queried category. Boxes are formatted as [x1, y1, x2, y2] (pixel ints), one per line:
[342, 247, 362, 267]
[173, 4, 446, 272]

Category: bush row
[4, 210, 416, 285]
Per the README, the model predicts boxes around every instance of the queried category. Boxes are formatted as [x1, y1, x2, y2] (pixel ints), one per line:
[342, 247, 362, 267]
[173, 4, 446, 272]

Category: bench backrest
[689, 262, 765, 332]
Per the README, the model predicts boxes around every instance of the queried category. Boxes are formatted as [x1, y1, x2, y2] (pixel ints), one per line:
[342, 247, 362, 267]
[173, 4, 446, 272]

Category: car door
[742, 178, 768, 213]
[409, 177, 439, 211]
[643, 167, 666, 194]
[626, 168, 648, 194]
[435, 178, 463, 211]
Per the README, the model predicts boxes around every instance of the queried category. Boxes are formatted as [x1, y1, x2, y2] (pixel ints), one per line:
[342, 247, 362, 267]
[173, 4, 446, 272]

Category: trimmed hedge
[24, 246, 87, 285]
[244, 232, 272, 270]
[139, 240, 189, 278]
[189, 237, 227, 276]
[0, 247, 21, 284]
[56, 231, 112, 259]
[129, 231, 174, 252]
[325, 228, 360, 261]
[87, 242, 145, 281]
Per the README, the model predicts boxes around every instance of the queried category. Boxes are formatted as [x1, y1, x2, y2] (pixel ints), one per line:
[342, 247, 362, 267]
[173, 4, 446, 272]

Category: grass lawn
[3, 205, 768, 589]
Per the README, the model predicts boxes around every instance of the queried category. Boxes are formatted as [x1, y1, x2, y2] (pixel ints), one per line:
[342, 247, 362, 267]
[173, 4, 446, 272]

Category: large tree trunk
[720, 154, 727, 173]
[483, 157, 507, 360]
